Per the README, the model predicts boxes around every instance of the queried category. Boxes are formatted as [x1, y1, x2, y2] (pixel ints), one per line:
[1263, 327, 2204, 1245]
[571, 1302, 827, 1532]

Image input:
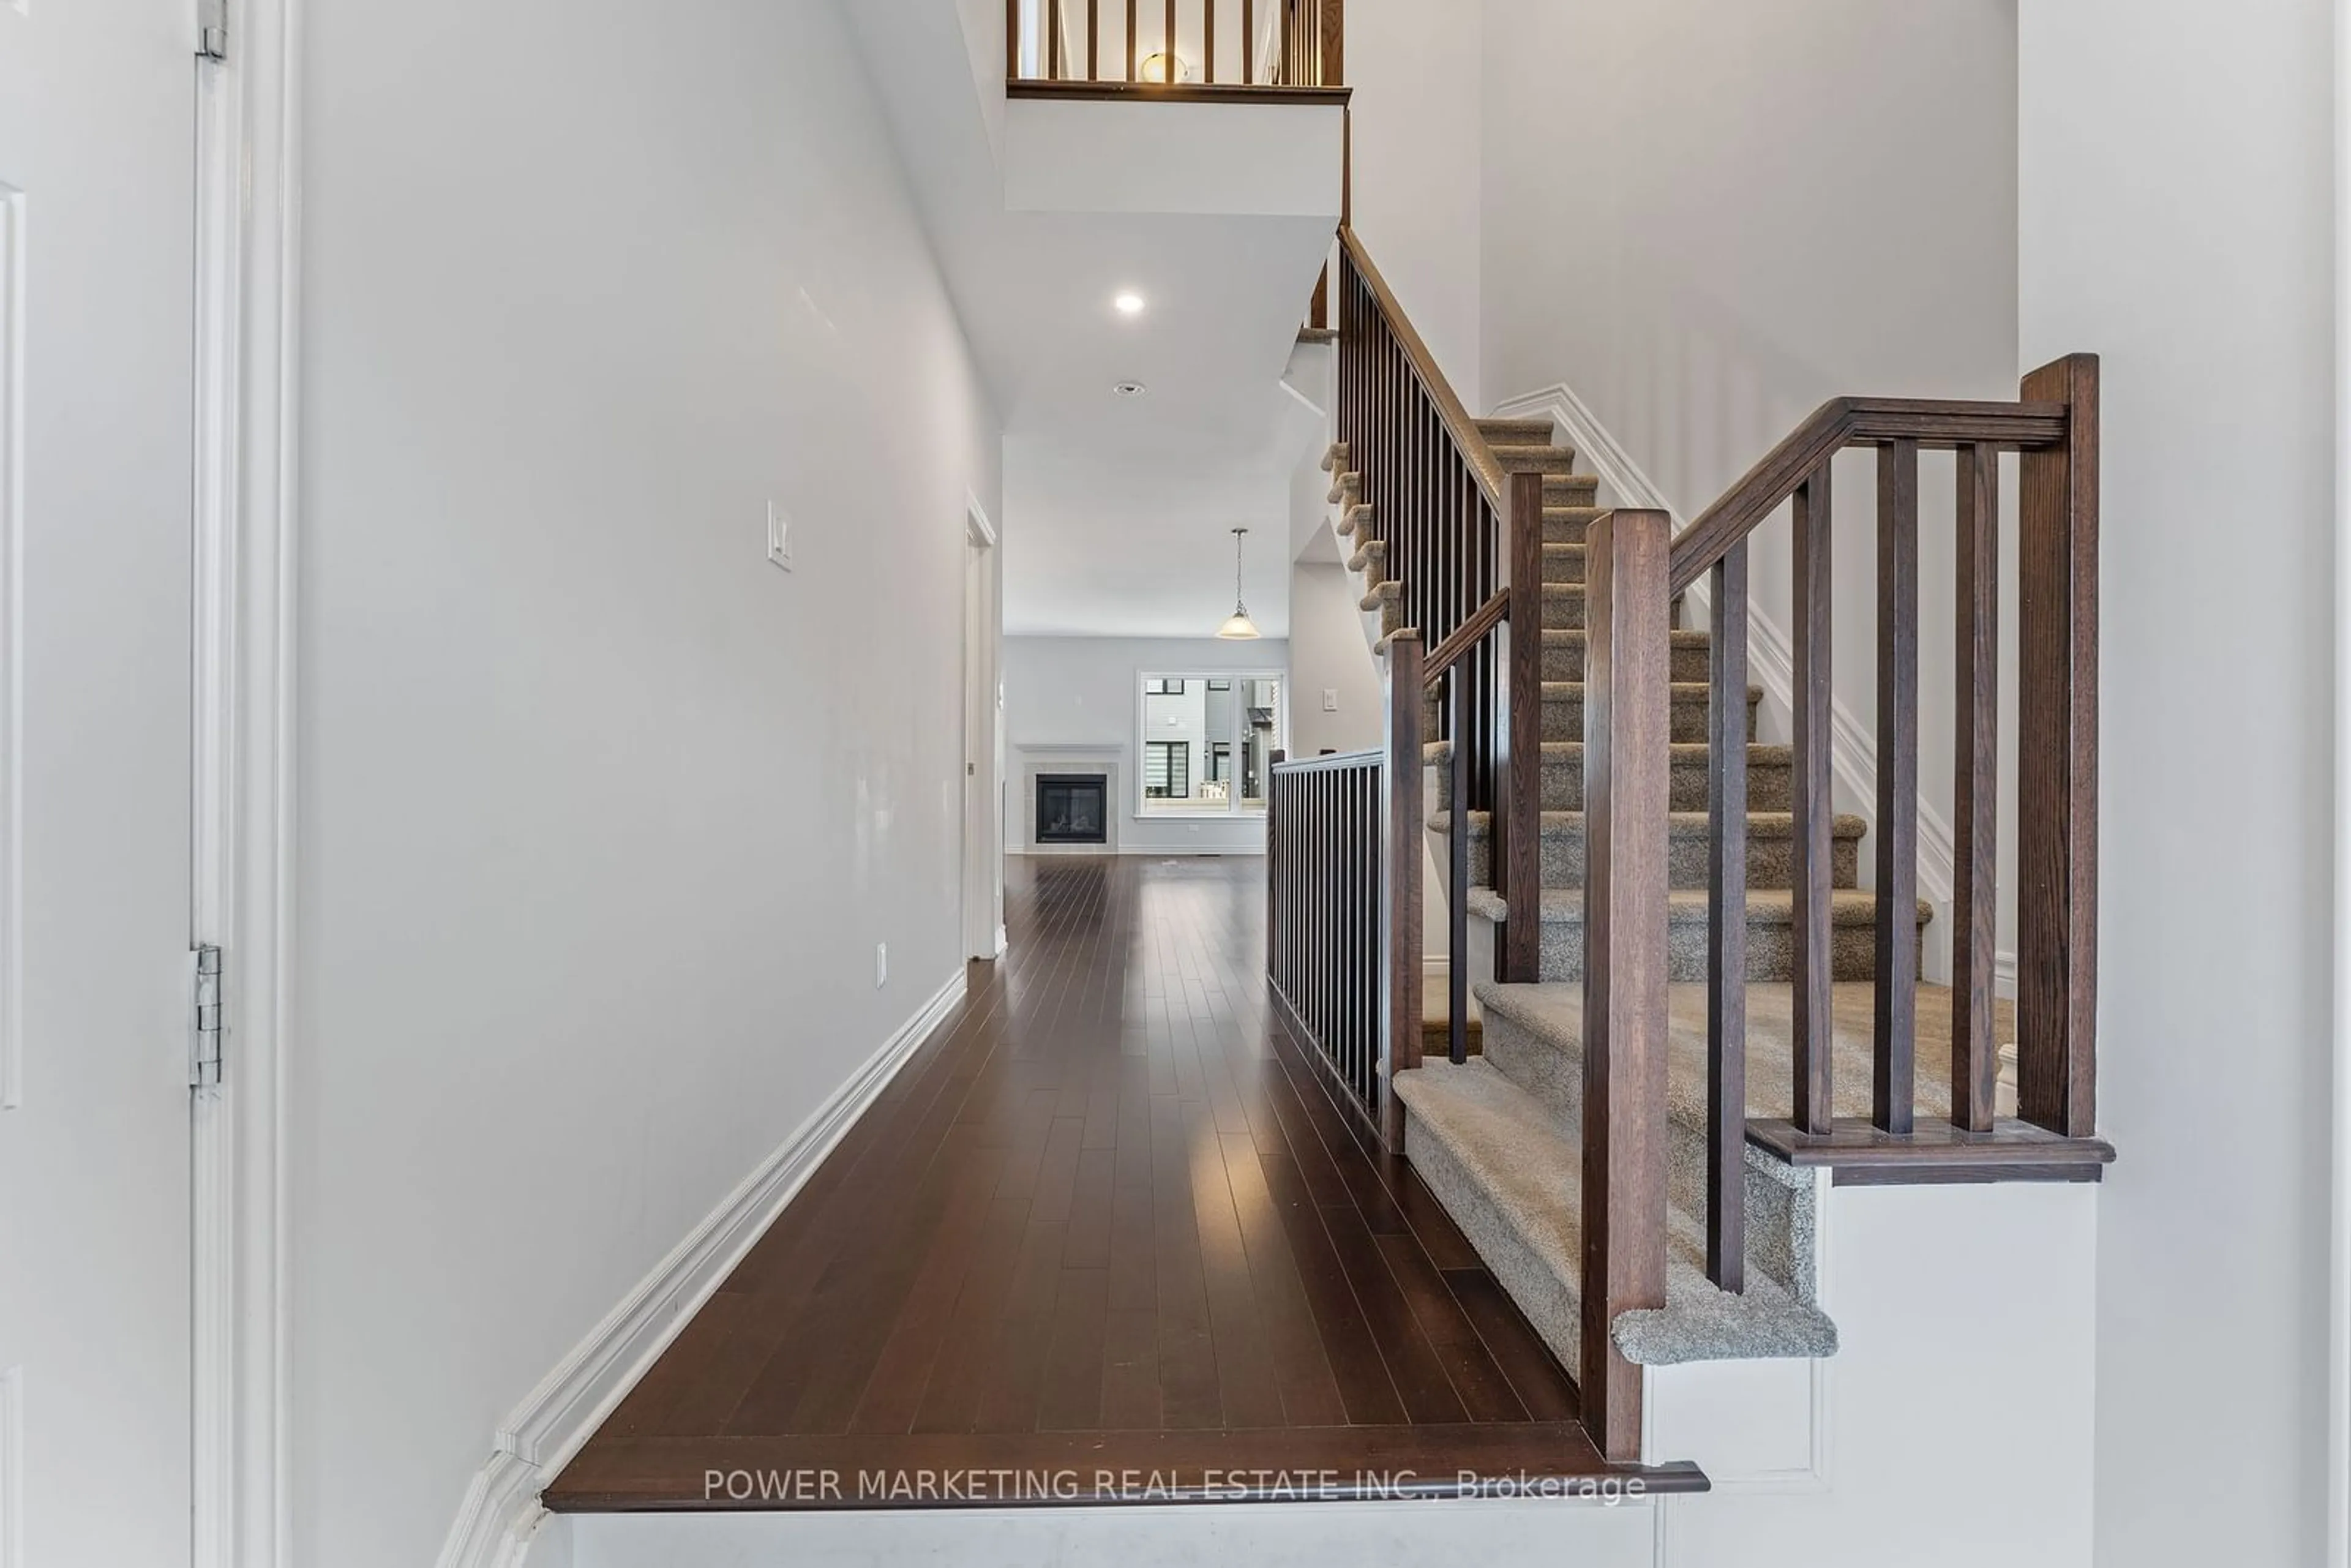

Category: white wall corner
[430, 967, 970, 1568]
[1490, 383, 1960, 920]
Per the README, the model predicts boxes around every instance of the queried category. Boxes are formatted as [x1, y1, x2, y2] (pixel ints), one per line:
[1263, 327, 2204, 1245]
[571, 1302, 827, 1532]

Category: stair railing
[1332, 228, 1547, 1092]
[1577, 357, 2110, 1460]
[1267, 747, 1387, 1128]
[1005, 0, 1342, 91]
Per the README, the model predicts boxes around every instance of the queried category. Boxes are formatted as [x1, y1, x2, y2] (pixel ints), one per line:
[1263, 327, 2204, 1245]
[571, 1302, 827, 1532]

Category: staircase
[1322, 420, 1914, 1376]
[1272, 225, 2110, 1468]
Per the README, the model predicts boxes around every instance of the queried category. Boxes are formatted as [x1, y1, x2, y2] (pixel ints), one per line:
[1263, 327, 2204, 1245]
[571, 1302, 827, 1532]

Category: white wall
[292, 2, 1000, 1563]
[1287, 563, 1384, 758]
[2019, 4, 2338, 1565]
[1004, 636, 1290, 853]
[1474, 0, 2019, 980]
[1343, 0, 1483, 396]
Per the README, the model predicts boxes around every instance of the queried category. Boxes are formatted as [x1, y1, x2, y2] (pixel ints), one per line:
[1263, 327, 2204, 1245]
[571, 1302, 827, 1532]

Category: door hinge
[197, 0, 227, 61]
[191, 944, 224, 1088]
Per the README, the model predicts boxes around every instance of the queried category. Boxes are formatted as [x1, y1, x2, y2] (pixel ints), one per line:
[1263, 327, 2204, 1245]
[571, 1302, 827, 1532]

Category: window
[1144, 740, 1190, 800]
[1138, 672, 1283, 816]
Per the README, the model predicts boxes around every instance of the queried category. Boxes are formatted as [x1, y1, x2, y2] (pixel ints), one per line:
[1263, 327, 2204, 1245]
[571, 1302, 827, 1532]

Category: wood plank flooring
[547, 855, 1702, 1511]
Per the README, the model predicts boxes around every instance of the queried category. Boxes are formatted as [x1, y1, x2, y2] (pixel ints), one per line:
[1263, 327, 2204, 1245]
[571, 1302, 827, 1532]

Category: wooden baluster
[1049, 0, 1062, 78]
[1088, 0, 1100, 79]
[1388, 632, 1427, 1095]
[1007, 0, 1021, 78]
[1127, 0, 1138, 79]
[1164, 0, 1176, 80]
[1449, 662, 1470, 1064]
[1243, 0, 1254, 81]
[1320, 0, 1341, 83]
[1501, 471, 1543, 981]
[1706, 541, 1749, 1292]
[1951, 443, 2000, 1131]
[1580, 506, 1672, 1464]
[2017, 353, 2100, 1137]
[1872, 440, 1919, 1133]
[1790, 466, 1835, 1136]
[1204, 0, 1214, 81]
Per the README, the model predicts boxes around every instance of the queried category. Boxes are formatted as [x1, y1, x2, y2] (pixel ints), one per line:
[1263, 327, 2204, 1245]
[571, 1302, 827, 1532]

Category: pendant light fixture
[1217, 527, 1261, 640]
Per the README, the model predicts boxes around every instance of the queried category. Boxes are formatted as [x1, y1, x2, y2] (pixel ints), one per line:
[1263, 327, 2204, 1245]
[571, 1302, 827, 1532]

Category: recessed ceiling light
[1114, 381, 1147, 397]
[1113, 291, 1147, 316]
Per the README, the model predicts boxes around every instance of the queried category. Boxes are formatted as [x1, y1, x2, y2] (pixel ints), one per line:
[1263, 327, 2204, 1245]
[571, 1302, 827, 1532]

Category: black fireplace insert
[1035, 773, 1109, 846]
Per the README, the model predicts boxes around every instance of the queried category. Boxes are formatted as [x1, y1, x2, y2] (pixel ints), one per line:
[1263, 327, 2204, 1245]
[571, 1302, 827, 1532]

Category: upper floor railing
[1007, 0, 1344, 92]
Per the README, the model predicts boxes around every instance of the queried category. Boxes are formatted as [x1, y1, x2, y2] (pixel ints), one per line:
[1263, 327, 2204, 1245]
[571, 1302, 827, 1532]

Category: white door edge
[189, 2, 301, 1564]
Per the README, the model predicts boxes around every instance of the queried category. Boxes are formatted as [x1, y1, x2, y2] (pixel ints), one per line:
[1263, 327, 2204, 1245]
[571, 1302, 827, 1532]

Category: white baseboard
[432, 967, 970, 1568]
[1490, 383, 2022, 987]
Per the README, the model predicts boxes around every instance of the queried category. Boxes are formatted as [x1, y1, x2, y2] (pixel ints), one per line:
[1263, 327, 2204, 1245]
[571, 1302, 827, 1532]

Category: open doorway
[962, 498, 1005, 959]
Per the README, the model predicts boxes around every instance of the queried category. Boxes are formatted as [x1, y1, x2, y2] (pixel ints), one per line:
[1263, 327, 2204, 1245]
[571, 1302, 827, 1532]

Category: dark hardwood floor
[548, 855, 1702, 1511]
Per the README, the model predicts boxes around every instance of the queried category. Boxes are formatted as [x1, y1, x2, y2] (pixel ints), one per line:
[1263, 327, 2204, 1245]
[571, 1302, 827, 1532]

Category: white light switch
[875, 942, 888, 988]
[767, 501, 793, 570]
[1322, 688, 1340, 712]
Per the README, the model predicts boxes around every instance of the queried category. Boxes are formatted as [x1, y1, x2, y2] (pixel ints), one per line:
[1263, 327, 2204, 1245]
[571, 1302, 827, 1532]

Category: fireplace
[1035, 773, 1109, 846]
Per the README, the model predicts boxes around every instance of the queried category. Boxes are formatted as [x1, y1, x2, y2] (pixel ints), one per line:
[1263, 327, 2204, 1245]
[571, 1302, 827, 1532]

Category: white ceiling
[847, 1, 1342, 640]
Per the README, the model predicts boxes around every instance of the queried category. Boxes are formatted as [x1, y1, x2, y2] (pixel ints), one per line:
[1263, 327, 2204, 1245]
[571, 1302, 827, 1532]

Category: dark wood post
[1872, 440, 1921, 1133]
[1951, 445, 2001, 1131]
[1789, 466, 1835, 1135]
[2017, 354, 2100, 1138]
[1498, 470, 1544, 983]
[1580, 507, 1672, 1465]
[1387, 632, 1425, 1082]
[1705, 542, 1749, 1292]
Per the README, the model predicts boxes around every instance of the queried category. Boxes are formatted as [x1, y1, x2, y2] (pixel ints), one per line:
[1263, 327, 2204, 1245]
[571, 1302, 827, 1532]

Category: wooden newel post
[1580, 508, 1672, 1464]
[2016, 353, 2100, 1138]
[1498, 470, 1545, 983]
[1385, 632, 1426, 1089]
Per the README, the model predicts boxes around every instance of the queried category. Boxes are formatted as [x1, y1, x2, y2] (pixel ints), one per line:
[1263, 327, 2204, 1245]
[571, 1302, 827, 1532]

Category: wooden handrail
[1337, 227, 1508, 515]
[1272, 746, 1382, 773]
[1667, 397, 2070, 596]
[1420, 589, 1507, 685]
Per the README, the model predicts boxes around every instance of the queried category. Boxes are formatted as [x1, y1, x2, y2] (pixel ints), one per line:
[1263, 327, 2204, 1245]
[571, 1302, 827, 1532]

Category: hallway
[549, 857, 1696, 1509]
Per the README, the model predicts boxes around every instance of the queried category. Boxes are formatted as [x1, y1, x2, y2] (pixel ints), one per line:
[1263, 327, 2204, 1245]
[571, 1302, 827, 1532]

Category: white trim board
[1489, 383, 2011, 983]
[432, 967, 970, 1568]
[190, 2, 307, 1564]
[2330, 0, 2351, 1560]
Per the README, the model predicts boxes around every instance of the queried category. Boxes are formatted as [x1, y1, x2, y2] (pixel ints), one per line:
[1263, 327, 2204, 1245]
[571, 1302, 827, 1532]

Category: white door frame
[190, 1, 299, 1564]
[963, 497, 1005, 960]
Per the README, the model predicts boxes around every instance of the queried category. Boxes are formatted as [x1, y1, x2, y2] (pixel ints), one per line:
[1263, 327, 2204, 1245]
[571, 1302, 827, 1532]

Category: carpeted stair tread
[1542, 626, 1711, 681]
[1335, 503, 1373, 538]
[1393, 1059, 1839, 1371]
[1348, 539, 1385, 579]
[1329, 471, 1362, 505]
[1360, 580, 1401, 612]
[1542, 680, 1762, 745]
[1470, 885, 1925, 927]
[1431, 808, 1866, 841]
[1427, 738, 1796, 812]
[1474, 417, 1558, 446]
[1543, 473, 1600, 505]
[1322, 441, 1349, 473]
[1541, 543, 1586, 583]
[1490, 444, 1579, 476]
[1472, 979, 2013, 1130]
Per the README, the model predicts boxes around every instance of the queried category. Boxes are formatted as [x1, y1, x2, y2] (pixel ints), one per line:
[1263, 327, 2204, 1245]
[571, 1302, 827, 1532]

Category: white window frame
[1133, 669, 1286, 820]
